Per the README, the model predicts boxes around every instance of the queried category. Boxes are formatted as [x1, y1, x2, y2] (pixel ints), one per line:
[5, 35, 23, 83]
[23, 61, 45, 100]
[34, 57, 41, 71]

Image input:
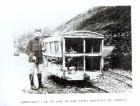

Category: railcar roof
[57, 30, 104, 38]
[44, 31, 105, 42]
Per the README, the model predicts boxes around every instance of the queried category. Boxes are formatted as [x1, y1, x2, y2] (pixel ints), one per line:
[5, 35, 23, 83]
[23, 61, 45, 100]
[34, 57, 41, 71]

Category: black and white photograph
[0, 0, 139, 106]
[14, 6, 132, 94]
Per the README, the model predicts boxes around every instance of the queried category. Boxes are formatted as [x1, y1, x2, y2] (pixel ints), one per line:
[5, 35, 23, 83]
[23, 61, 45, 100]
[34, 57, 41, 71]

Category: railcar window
[65, 57, 83, 71]
[54, 41, 60, 55]
[50, 42, 54, 54]
[45, 42, 48, 53]
[65, 38, 83, 53]
[86, 56, 101, 71]
[86, 39, 101, 53]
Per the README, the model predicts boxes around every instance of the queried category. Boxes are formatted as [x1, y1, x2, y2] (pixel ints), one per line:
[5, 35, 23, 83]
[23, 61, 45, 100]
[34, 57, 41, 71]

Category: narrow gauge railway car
[44, 31, 104, 81]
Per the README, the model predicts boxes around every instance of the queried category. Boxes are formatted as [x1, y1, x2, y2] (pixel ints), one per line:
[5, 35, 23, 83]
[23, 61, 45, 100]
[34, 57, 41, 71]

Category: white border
[0, 0, 139, 106]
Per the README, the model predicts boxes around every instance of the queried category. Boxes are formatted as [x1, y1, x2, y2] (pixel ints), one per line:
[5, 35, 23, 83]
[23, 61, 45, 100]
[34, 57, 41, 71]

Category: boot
[37, 73, 44, 89]
[29, 74, 36, 90]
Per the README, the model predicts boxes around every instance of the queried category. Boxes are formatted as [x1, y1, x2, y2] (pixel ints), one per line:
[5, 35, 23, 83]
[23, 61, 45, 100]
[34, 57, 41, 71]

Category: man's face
[34, 31, 41, 40]
[34, 31, 41, 37]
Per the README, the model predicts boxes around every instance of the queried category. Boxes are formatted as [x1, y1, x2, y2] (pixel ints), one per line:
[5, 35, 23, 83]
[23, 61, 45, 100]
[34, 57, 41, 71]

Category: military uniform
[26, 37, 44, 65]
[25, 29, 45, 90]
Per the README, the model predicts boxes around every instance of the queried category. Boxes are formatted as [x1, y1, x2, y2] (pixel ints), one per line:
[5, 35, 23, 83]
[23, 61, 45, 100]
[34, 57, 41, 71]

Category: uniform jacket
[26, 36, 44, 65]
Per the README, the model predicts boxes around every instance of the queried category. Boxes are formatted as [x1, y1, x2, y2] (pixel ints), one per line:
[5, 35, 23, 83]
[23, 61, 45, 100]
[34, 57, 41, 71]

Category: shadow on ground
[47, 75, 93, 88]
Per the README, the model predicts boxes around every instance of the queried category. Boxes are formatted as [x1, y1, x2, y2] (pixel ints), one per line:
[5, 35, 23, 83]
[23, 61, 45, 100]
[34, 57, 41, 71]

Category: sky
[0, 0, 99, 37]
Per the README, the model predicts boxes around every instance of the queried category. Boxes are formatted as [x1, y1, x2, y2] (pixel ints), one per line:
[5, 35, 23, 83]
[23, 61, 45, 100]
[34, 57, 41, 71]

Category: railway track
[25, 75, 107, 94]
[45, 76, 109, 93]
[89, 85, 109, 93]
[43, 73, 130, 93]
[24, 70, 132, 94]
[108, 70, 132, 80]
[105, 71, 132, 88]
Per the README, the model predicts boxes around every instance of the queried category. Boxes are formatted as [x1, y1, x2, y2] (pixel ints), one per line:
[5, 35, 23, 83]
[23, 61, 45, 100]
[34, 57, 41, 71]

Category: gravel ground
[104, 70, 132, 87]
[24, 72, 107, 94]
[24, 69, 132, 94]
[110, 69, 132, 78]
[91, 69, 132, 93]
[91, 75, 132, 93]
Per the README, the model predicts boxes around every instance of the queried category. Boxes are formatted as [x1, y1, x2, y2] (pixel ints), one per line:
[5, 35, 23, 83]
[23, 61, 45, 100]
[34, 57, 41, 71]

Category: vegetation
[54, 6, 131, 70]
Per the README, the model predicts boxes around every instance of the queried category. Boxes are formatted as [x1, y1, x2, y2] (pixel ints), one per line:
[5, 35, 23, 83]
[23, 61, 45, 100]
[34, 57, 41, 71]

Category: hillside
[54, 6, 131, 70]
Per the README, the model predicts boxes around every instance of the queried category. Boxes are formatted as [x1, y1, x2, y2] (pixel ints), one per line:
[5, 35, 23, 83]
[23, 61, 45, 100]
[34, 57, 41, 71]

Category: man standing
[26, 28, 45, 90]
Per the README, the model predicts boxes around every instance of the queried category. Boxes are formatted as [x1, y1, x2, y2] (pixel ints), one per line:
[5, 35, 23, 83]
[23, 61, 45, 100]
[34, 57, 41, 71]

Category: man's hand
[29, 54, 36, 62]
[32, 56, 36, 62]
[42, 47, 46, 52]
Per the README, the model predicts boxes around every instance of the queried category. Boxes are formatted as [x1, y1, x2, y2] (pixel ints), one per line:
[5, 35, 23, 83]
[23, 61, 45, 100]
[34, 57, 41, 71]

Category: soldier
[26, 28, 45, 90]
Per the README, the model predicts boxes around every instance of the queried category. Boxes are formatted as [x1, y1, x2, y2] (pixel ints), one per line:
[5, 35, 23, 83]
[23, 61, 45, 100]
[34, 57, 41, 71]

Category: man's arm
[25, 40, 32, 56]
[40, 39, 46, 52]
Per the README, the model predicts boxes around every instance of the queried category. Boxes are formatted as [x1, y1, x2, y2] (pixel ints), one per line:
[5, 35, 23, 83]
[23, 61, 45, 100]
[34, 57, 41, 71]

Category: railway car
[43, 31, 104, 81]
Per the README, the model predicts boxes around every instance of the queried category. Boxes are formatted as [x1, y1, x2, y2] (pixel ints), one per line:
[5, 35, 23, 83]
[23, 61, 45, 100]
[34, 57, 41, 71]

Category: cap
[34, 28, 41, 33]
[34, 28, 42, 37]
